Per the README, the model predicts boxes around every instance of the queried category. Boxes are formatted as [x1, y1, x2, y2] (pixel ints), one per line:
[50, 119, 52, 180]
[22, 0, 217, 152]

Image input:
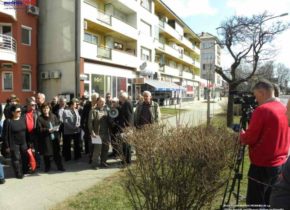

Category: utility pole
[207, 63, 211, 126]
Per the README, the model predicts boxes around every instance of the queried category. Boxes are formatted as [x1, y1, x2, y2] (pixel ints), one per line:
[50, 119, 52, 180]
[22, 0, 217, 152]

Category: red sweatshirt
[240, 100, 289, 167]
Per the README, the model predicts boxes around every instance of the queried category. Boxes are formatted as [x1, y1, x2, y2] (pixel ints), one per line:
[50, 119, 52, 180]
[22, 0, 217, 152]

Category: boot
[44, 156, 51, 172]
[12, 161, 23, 179]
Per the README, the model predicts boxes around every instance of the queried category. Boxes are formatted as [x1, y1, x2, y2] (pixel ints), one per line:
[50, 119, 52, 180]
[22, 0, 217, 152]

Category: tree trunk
[226, 85, 235, 127]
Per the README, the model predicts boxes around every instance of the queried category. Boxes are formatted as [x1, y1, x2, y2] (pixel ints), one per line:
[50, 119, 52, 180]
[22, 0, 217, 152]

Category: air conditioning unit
[50, 71, 61, 79]
[27, 5, 39, 16]
[41, 72, 50, 80]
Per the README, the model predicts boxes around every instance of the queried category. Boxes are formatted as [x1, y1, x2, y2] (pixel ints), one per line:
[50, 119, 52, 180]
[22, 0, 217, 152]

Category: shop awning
[145, 79, 185, 92]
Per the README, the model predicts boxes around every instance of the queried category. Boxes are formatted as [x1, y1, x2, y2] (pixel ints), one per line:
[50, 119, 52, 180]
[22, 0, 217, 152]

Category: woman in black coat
[37, 102, 64, 172]
[2, 104, 28, 178]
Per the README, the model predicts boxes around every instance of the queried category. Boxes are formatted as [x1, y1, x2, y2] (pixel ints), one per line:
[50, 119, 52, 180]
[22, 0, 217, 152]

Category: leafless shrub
[122, 124, 237, 210]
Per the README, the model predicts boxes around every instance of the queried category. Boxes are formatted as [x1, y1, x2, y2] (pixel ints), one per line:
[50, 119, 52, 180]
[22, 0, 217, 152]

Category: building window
[140, 0, 151, 12]
[21, 26, 32, 45]
[141, 47, 151, 61]
[2, 72, 13, 91]
[22, 72, 31, 91]
[140, 20, 151, 37]
[22, 65, 31, 91]
[84, 32, 98, 45]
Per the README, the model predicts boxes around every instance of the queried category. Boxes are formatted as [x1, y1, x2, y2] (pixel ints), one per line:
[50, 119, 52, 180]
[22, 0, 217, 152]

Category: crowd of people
[0, 90, 161, 182]
[1, 79, 290, 210]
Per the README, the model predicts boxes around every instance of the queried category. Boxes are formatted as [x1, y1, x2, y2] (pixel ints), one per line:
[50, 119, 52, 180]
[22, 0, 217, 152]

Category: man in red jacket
[269, 99, 290, 208]
[240, 80, 289, 206]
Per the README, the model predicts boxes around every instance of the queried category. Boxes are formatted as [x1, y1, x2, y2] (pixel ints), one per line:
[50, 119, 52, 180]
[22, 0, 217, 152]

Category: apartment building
[38, 0, 201, 101]
[0, 0, 38, 103]
[200, 32, 223, 98]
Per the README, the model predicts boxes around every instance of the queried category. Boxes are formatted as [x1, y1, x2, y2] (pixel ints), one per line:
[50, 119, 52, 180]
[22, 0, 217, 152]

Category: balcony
[193, 60, 200, 69]
[104, 0, 138, 12]
[0, 2, 16, 20]
[182, 71, 193, 80]
[81, 41, 138, 68]
[83, 2, 138, 40]
[159, 20, 182, 42]
[0, 34, 17, 63]
[183, 54, 193, 64]
[163, 44, 183, 60]
[160, 65, 181, 77]
[192, 45, 200, 55]
[111, 48, 138, 67]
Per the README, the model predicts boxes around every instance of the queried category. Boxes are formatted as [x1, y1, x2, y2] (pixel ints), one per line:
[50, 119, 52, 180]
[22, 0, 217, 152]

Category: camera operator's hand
[239, 129, 246, 145]
[240, 129, 245, 134]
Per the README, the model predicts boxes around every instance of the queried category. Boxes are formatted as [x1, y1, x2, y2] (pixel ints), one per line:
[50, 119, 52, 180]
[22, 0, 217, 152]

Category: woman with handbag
[37, 102, 64, 172]
[88, 97, 110, 169]
[2, 104, 28, 179]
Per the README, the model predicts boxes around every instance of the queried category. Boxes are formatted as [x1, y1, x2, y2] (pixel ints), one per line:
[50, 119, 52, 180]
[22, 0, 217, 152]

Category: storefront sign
[133, 78, 145, 84]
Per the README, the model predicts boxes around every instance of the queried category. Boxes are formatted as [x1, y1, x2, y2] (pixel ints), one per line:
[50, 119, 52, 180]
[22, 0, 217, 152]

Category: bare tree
[276, 63, 290, 93]
[216, 11, 289, 126]
[256, 61, 275, 80]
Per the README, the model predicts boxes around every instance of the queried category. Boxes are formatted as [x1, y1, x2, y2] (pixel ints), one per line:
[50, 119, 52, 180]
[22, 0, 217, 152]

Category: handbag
[27, 148, 36, 172]
[0, 163, 4, 180]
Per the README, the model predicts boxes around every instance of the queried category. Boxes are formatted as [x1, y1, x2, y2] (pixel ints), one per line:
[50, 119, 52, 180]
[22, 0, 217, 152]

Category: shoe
[57, 167, 65, 172]
[44, 168, 50, 172]
[0, 179, 5, 184]
[16, 174, 24, 179]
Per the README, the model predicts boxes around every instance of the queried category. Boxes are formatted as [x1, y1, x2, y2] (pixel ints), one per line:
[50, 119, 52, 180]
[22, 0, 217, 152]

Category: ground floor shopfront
[81, 60, 201, 104]
[82, 61, 136, 99]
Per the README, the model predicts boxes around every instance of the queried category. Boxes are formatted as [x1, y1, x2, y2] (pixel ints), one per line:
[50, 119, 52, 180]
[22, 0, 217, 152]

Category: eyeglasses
[15, 110, 21, 113]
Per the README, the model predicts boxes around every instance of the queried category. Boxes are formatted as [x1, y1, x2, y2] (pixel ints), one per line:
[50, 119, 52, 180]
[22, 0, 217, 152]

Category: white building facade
[199, 32, 223, 98]
[38, 0, 201, 101]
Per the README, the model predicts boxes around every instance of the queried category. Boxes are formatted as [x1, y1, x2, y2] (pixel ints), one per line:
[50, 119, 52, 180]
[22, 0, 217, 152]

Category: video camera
[231, 91, 258, 122]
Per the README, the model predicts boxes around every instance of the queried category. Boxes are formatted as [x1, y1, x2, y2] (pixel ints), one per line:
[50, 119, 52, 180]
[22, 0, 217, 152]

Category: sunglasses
[15, 110, 21, 113]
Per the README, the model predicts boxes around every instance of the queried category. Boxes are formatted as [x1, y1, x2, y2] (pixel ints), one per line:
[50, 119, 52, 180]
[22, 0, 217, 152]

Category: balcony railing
[97, 46, 111, 59]
[0, 34, 16, 52]
[0, 34, 17, 62]
[83, 2, 137, 37]
[97, 10, 111, 25]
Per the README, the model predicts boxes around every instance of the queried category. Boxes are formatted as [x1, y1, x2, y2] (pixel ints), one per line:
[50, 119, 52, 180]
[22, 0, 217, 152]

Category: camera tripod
[220, 115, 249, 209]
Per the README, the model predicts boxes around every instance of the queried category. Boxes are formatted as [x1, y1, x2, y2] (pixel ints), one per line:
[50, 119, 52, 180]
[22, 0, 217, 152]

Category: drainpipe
[75, 0, 81, 98]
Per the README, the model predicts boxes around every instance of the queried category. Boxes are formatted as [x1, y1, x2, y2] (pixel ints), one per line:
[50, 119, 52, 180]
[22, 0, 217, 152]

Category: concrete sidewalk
[0, 156, 121, 210]
[0, 99, 226, 210]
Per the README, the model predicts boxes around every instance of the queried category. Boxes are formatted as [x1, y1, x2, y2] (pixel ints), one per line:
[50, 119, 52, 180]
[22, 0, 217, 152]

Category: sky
[162, 0, 290, 70]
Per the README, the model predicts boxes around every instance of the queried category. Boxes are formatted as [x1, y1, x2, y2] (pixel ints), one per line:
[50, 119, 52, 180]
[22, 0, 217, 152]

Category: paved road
[0, 99, 225, 210]
[280, 95, 290, 105]
[164, 99, 225, 127]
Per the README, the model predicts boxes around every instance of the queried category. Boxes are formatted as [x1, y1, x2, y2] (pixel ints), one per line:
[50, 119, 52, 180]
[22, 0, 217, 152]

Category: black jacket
[118, 100, 133, 129]
[37, 113, 61, 156]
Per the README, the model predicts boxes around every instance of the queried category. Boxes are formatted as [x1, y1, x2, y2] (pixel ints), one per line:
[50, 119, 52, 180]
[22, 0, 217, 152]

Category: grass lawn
[211, 113, 250, 208]
[160, 107, 188, 119]
[51, 171, 131, 210]
[52, 113, 250, 210]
